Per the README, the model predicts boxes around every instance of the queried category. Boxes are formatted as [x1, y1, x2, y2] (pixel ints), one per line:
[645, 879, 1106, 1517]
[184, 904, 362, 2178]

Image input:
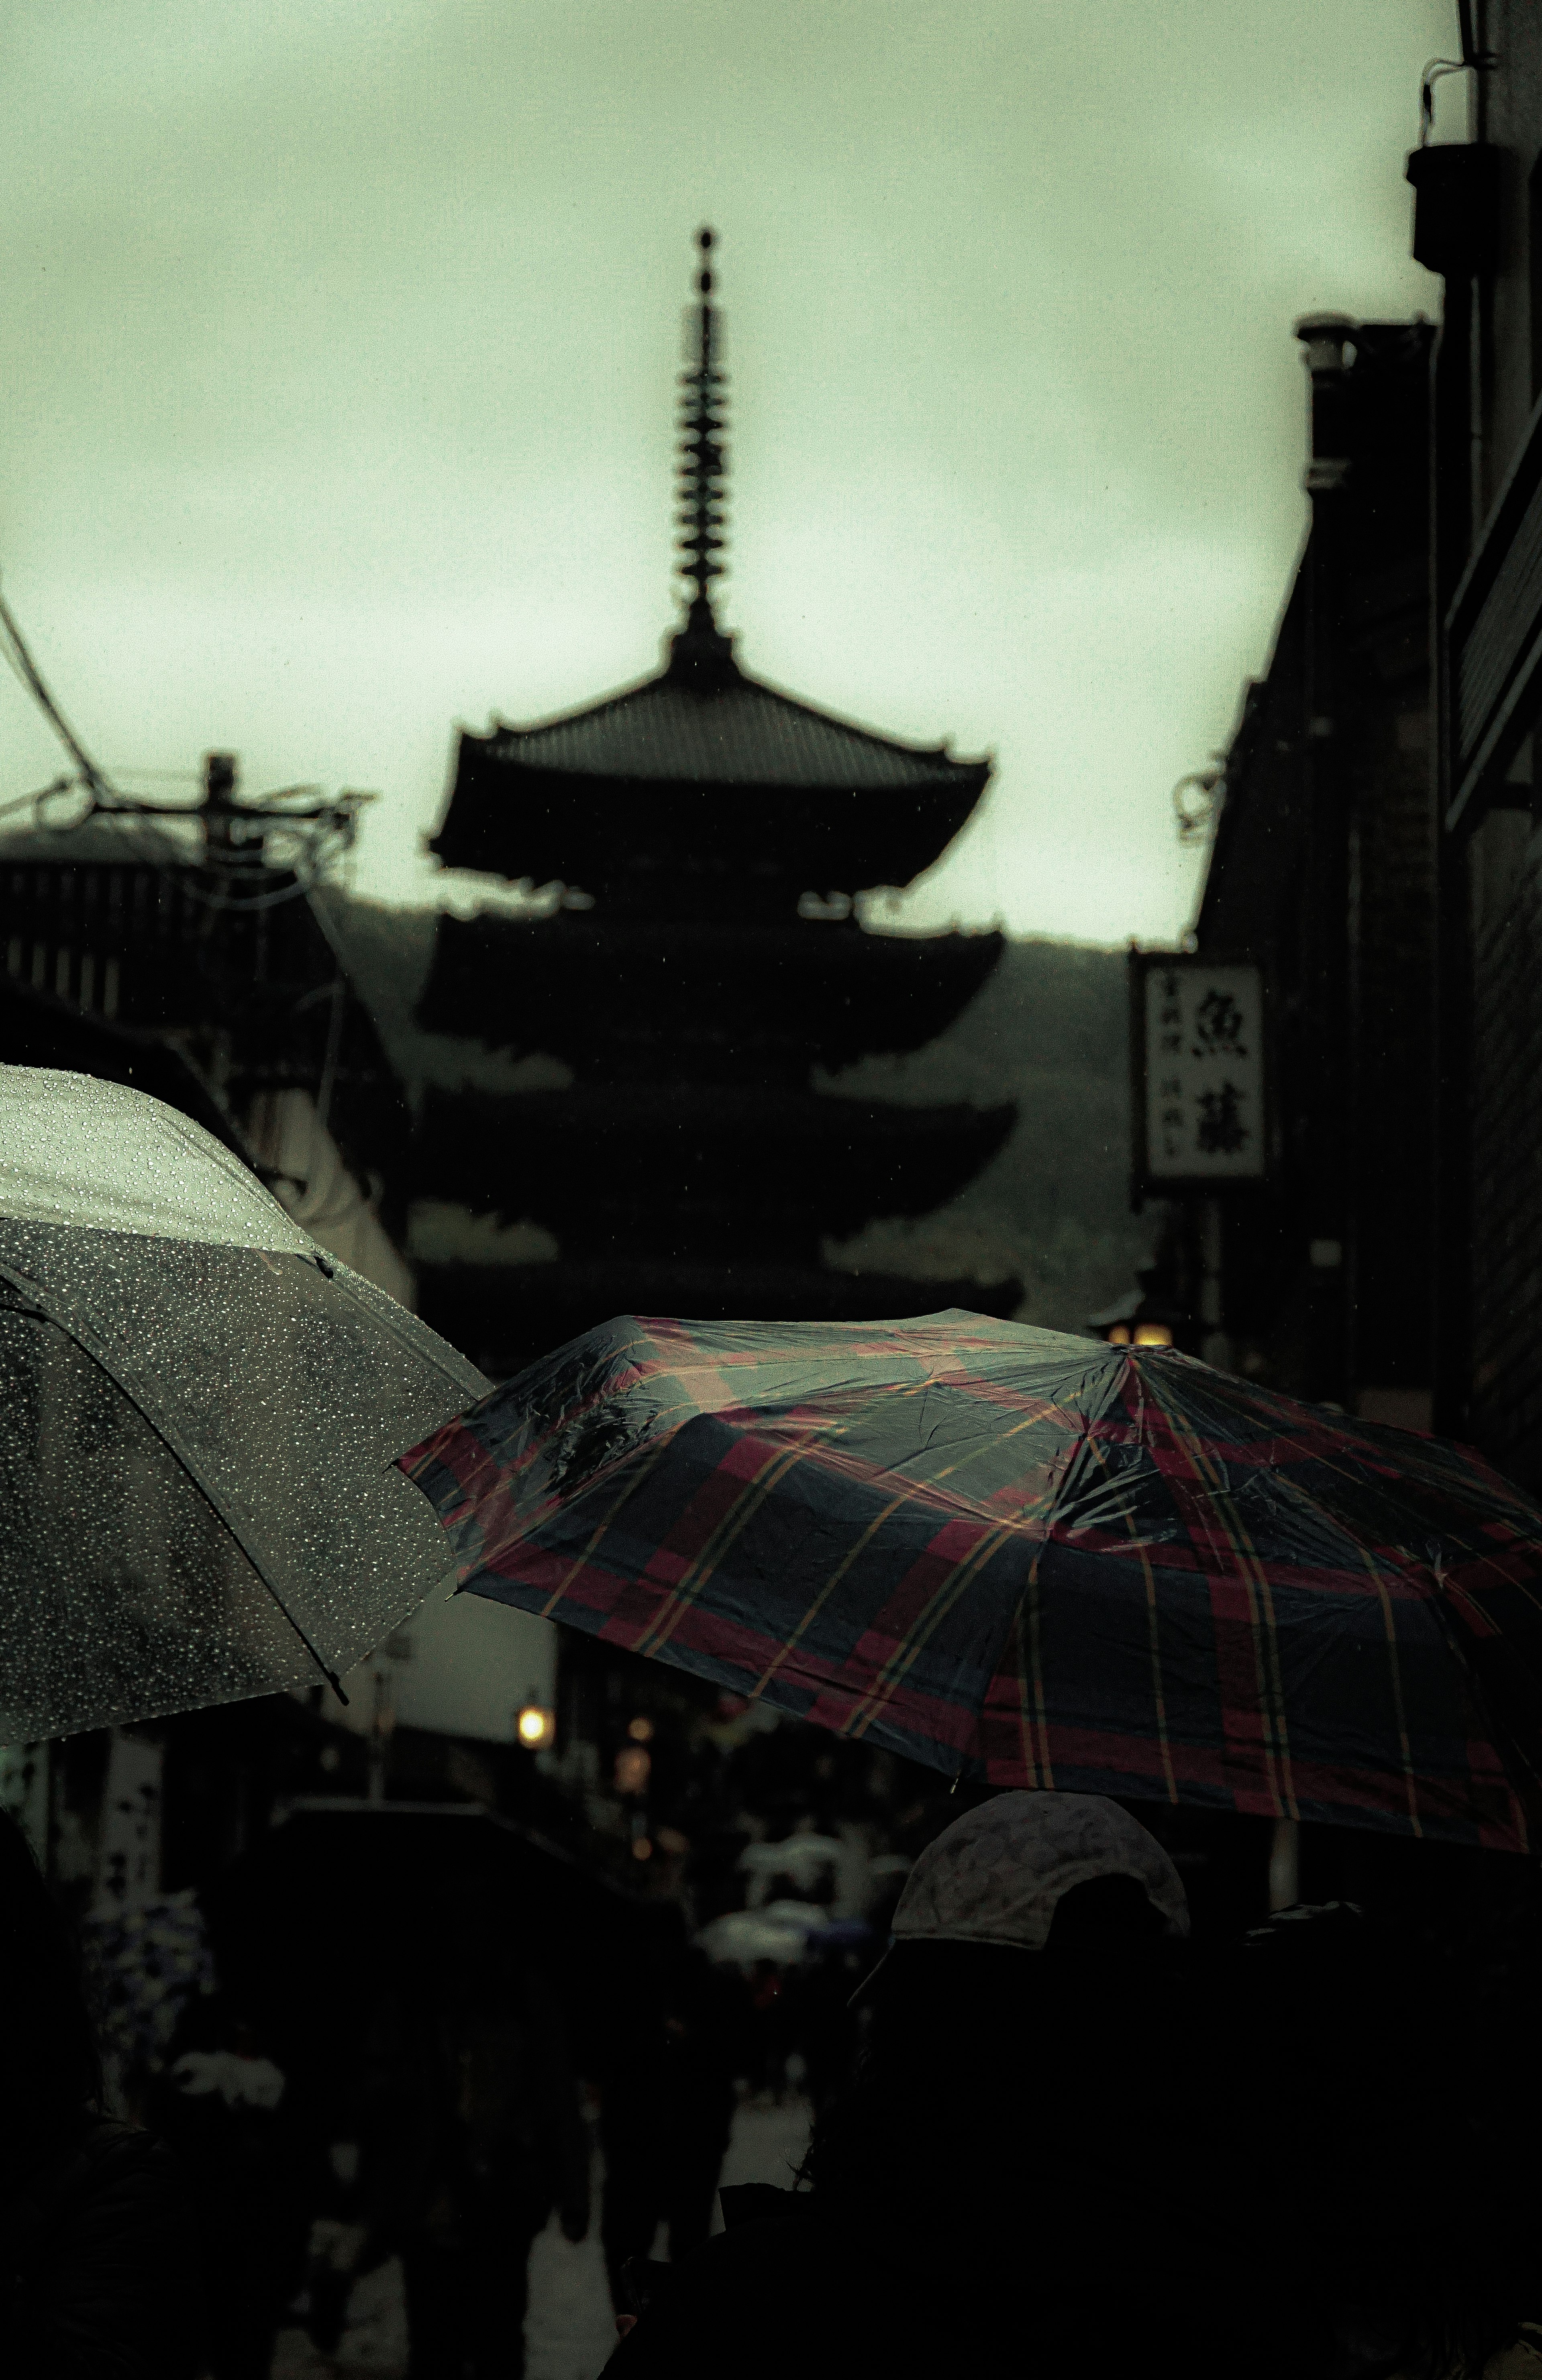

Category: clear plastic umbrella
[0, 1066, 487, 1739]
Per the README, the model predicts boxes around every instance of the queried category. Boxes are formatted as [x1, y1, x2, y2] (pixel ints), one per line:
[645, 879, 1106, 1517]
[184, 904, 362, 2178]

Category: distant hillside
[820, 937, 1157, 1332]
[319, 895, 568, 1101]
[326, 897, 1158, 1334]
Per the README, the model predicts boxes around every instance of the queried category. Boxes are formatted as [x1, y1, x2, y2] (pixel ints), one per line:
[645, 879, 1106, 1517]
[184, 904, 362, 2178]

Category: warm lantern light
[627, 1715, 655, 1743]
[614, 1745, 652, 1796]
[1088, 1263, 1189, 1353]
[516, 1703, 555, 1750]
[632, 1836, 654, 1861]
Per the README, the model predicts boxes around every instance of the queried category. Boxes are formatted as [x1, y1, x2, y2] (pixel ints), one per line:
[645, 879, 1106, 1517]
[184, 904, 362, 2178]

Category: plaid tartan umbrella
[400, 1311, 1542, 1854]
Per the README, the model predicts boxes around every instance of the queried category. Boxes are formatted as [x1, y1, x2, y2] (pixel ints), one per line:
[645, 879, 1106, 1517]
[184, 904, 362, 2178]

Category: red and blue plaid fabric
[400, 1311, 1542, 1852]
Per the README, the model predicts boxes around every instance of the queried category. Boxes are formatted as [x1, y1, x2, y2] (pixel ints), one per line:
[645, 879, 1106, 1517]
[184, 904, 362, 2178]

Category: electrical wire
[0, 761, 354, 911]
[0, 589, 379, 1214]
[0, 583, 116, 799]
[1418, 33, 1496, 145]
[0, 776, 72, 824]
[1420, 58, 1466, 142]
[105, 769, 204, 785]
[0, 577, 367, 910]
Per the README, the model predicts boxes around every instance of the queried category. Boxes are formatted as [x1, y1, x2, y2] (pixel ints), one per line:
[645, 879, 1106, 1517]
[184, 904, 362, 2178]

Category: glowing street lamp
[516, 1699, 555, 1751]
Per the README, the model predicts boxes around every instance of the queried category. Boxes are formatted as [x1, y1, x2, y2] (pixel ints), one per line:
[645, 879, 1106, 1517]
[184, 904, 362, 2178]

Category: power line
[0, 581, 117, 800]
[0, 579, 370, 911]
[0, 775, 73, 824]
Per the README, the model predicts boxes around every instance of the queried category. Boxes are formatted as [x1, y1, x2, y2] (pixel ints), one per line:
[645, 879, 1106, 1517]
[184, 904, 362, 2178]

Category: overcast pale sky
[0, 1, 1459, 941]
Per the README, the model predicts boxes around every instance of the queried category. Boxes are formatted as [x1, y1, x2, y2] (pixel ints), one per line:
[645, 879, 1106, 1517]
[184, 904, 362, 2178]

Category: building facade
[0, 753, 426, 1907]
[1144, 1, 1542, 1490]
[0, 756, 413, 1300]
[1159, 316, 1436, 1419]
[1420, 3, 1542, 1488]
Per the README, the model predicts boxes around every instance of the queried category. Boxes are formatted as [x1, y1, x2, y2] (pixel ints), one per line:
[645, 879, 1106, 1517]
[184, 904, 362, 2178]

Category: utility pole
[201, 750, 239, 852]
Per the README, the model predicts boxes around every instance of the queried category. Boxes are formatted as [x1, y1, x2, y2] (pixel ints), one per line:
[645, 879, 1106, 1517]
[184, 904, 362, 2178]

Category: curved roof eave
[461, 658, 989, 795]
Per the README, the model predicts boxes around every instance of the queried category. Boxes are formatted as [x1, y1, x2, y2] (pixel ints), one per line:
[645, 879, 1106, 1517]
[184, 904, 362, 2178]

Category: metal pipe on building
[1198, 1196, 1231, 1372]
[1295, 314, 1358, 1408]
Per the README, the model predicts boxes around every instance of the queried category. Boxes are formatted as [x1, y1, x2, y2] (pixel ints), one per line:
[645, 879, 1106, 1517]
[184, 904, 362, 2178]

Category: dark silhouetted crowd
[602, 1793, 1542, 2380]
[4, 1789, 1542, 2380]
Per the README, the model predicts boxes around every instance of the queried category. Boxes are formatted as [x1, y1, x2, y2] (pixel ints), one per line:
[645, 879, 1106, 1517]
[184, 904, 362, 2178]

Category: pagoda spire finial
[675, 227, 729, 617]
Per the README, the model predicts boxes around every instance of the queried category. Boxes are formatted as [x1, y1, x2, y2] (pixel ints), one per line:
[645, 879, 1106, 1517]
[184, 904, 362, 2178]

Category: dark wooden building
[1414, 3, 1542, 1491]
[1179, 316, 1437, 1418]
[0, 757, 412, 1294]
[0, 752, 424, 1895]
[413, 231, 1017, 1372]
[1169, 7, 1542, 1490]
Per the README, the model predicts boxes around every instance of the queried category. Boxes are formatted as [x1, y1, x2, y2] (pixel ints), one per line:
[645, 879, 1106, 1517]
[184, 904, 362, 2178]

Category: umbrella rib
[1357, 1536, 1423, 1836]
[635, 1435, 820, 1657]
[747, 1485, 920, 1708]
[1189, 1398, 1542, 1830]
[844, 1523, 1012, 1746]
[1134, 1365, 1298, 1819]
[1071, 1429, 1178, 1805]
[877, 1394, 1071, 1508]
[981, 1365, 1150, 1794]
[998, 1597, 1043, 1790]
[1023, 1552, 1054, 1788]
[0, 1261, 351, 1706]
[319, 1257, 487, 1404]
[539, 1422, 687, 1615]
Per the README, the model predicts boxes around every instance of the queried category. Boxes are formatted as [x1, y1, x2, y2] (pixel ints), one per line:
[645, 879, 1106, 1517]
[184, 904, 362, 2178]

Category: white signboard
[1142, 960, 1266, 1182]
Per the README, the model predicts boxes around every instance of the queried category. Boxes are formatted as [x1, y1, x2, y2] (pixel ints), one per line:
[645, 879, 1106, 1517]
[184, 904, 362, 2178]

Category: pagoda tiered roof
[461, 656, 983, 791]
[412, 1082, 1015, 1261]
[428, 619, 990, 899]
[417, 910, 1003, 1077]
[410, 228, 1019, 1367]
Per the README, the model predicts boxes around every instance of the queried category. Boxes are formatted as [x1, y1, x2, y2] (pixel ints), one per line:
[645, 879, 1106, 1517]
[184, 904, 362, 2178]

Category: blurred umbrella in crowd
[737, 1832, 843, 1902]
[404, 1310, 1542, 1854]
[0, 1066, 486, 1739]
[696, 1905, 839, 1968]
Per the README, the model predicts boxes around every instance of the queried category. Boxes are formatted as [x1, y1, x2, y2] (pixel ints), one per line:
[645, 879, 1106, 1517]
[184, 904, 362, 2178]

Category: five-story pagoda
[412, 230, 1016, 1373]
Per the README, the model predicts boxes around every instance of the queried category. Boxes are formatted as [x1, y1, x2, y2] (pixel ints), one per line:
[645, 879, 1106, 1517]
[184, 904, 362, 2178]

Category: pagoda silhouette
[411, 230, 1018, 1374]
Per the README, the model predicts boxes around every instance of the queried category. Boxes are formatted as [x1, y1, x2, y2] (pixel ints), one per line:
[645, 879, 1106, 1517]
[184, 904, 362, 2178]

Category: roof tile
[486, 666, 984, 792]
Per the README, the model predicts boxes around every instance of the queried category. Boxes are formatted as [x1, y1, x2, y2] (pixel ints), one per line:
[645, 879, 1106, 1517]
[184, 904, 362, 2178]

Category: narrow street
[274, 2097, 814, 2380]
[7, 12, 1534, 2378]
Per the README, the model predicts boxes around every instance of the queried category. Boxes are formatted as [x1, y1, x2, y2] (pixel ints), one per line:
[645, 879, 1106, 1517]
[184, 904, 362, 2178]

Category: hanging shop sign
[1130, 952, 1271, 1198]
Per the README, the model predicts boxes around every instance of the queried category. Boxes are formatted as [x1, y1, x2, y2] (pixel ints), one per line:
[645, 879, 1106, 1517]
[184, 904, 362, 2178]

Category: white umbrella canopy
[695, 1909, 818, 1967]
[0, 1066, 489, 1740]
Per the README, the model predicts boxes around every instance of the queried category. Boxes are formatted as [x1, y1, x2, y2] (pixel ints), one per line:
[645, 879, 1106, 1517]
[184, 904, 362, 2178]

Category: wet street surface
[273, 2096, 814, 2380]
